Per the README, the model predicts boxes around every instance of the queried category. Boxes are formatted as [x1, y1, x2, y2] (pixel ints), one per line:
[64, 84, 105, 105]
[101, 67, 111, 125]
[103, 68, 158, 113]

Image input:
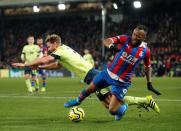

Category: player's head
[27, 35, 35, 45]
[37, 36, 43, 46]
[131, 25, 148, 46]
[84, 49, 89, 54]
[45, 34, 61, 53]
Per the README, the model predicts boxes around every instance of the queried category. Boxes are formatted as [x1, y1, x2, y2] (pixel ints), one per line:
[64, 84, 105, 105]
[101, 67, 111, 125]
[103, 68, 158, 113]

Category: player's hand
[109, 44, 120, 55]
[11, 63, 25, 68]
[147, 82, 161, 95]
[31, 65, 39, 69]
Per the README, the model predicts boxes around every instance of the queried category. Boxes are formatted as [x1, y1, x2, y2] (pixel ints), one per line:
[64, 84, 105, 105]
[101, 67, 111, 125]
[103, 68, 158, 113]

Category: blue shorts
[38, 69, 46, 76]
[84, 68, 100, 85]
[24, 66, 37, 76]
[93, 70, 131, 100]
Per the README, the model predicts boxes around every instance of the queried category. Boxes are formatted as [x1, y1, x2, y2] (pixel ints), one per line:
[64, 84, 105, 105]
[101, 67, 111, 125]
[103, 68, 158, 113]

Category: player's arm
[38, 61, 62, 69]
[12, 55, 56, 68]
[21, 53, 25, 62]
[36, 46, 43, 58]
[39, 52, 44, 58]
[21, 46, 26, 62]
[102, 38, 119, 54]
[37, 45, 43, 58]
[102, 35, 128, 53]
[144, 48, 161, 95]
[102, 38, 114, 48]
[144, 66, 152, 83]
[12, 50, 61, 68]
[144, 48, 152, 82]
[26, 55, 55, 66]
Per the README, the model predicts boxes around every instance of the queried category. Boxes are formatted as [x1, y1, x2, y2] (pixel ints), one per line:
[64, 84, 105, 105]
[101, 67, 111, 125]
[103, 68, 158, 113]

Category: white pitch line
[0, 95, 77, 99]
[0, 95, 181, 102]
[155, 99, 181, 102]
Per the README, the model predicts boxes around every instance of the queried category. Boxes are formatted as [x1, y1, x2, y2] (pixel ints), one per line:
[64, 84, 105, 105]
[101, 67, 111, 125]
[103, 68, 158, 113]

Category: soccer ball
[68, 107, 85, 122]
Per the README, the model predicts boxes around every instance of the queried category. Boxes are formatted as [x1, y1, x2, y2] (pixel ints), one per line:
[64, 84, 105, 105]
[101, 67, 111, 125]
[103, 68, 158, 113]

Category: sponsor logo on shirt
[120, 52, 138, 65]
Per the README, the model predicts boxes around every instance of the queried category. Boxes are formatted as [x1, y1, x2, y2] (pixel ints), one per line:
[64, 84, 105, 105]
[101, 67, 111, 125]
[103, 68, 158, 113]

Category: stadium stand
[0, 1, 180, 76]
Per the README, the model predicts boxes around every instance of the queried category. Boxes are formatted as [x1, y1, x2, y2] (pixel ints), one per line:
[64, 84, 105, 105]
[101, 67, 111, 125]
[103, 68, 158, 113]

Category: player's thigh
[111, 82, 130, 102]
[24, 74, 31, 79]
[93, 71, 110, 89]
[102, 93, 112, 109]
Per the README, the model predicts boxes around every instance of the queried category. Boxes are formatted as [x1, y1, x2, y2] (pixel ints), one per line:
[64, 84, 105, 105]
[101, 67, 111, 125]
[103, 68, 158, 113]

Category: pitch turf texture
[0, 77, 180, 131]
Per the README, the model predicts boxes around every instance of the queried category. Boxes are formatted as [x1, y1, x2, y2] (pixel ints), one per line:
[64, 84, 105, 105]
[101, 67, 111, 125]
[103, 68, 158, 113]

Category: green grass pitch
[0, 77, 181, 131]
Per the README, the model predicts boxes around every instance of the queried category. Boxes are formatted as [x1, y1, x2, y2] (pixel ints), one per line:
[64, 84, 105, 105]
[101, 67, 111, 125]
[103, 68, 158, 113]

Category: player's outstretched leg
[64, 88, 91, 108]
[115, 104, 128, 121]
[146, 95, 160, 113]
[25, 79, 33, 94]
[95, 88, 111, 108]
[25, 74, 33, 94]
[108, 95, 128, 121]
[123, 96, 150, 111]
[31, 80, 36, 92]
[41, 74, 47, 92]
[64, 82, 97, 108]
[64, 98, 80, 107]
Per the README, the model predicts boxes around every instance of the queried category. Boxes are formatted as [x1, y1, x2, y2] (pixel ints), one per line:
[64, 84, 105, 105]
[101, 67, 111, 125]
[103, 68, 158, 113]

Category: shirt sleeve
[51, 54, 60, 60]
[22, 46, 25, 54]
[37, 46, 41, 53]
[51, 50, 61, 60]
[109, 35, 128, 44]
[36, 46, 41, 57]
[21, 46, 26, 61]
[144, 48, 151, 67]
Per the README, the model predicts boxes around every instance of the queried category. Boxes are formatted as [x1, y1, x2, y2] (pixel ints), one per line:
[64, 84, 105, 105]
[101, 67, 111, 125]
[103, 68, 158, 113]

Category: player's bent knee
[25, 74, 30, 79]
[87, 87, 96, 93]
[32, 76, 37, 80]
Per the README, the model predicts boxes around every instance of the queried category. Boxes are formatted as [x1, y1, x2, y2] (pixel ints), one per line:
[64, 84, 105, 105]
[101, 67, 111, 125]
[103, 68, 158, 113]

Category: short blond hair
[45, 34, 61, 44]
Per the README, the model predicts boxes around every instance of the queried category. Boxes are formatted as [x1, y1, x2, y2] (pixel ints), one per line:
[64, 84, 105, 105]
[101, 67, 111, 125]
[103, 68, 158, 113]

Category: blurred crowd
[0, 12, 181, 76]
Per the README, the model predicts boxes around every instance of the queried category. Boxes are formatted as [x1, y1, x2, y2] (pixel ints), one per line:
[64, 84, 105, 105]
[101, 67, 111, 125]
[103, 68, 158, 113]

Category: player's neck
[131, 42, 141, 47]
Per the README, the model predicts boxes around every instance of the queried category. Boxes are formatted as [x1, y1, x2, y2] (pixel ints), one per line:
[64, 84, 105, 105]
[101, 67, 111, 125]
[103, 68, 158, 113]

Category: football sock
[25, 79, 32, 92]
[34, 77, 40, 89]
[77, 89, 90, 102]
[116, 104, 128, 115]
[42, 76, 46, 88]
[123, 96, 147, 105]
[31, 80, 35, 87]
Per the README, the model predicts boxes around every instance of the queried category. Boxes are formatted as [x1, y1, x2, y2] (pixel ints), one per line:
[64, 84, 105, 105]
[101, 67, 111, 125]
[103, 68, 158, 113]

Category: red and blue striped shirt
[108, 35, 151, 82]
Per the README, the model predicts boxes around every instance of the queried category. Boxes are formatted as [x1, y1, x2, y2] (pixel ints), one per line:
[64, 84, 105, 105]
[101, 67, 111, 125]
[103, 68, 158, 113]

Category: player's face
[27, 37, 35, 45]
[37, 38, 43, 45]
[131, 28, 146, 46]
[46, 42, 57, 53]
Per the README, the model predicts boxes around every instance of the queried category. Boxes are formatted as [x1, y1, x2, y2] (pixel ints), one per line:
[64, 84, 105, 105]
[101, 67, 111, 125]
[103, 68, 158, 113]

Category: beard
[132, 40, 142, 47]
